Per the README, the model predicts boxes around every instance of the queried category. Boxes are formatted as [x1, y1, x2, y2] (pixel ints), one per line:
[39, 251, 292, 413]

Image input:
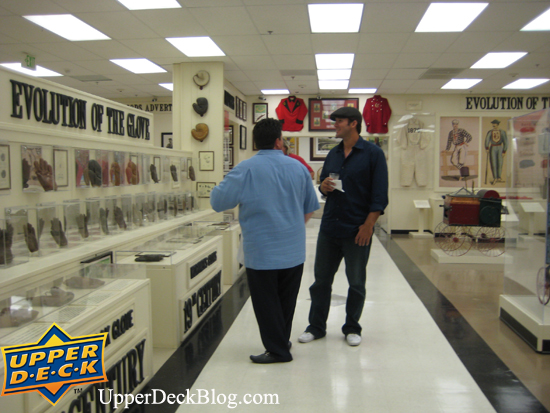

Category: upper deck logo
[1, 323, 107, 405]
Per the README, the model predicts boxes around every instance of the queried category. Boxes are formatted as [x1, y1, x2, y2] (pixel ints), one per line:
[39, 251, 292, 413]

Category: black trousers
[246, 264, 304, 361]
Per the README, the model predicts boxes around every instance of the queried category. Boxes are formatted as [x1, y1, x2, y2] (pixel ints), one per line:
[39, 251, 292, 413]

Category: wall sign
[463, 95, 550, 111]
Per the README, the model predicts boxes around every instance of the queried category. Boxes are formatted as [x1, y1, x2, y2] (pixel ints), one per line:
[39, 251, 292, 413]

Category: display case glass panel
[85, 198, 102, 239]
[62, 199, 89, 243]
[0, 218, 29, 267]
[27, 203, 60, 256]
[121, 194, 133, 230]
[4, 206, 33, 264]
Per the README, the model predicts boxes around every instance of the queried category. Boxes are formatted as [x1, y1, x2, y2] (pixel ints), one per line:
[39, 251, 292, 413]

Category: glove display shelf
[0, 263, 154, 413]
[115, 225, 223, 348]
[500, 108, 550, 353]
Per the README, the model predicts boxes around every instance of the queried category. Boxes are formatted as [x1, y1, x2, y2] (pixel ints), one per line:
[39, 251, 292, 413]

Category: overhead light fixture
[521, 8, 550, 31]
[441, 78, 482, 89]
[503, 79, 549, 89]
[317, 69, 351, 80]
[166, 37, 225, 57]
[159, 83, 173, 91]
[471, 52, 527, 69]
[415, 3, 488, 32]
[315, 54, 354, 70]
[23, 15, 110, 41]
[319, 80, 349, 90]
[117, 0, 181, 10]
[349, 88, 377, 94]
[0, 63, 62, 77]
[110, 58, 166, 74]
[261, 89, 290, 95]
[308, 3, 364, 33]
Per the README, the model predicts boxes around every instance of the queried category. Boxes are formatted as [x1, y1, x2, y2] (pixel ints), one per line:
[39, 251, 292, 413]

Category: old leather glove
[191, 123, 209, 142]
[76, 214, 89, 238]
[50, 218, 68, 247]
[24, 223, 39, 252]
[114, 206, 127, 229]
[133, 204, 143, 226]
[150, 164, 160, 183]
[34, 158, 56, 191]
[101, 160, 110, 186]
[126, 160, 139, 185]
[22, 158, 31, 189]
[188, 165, 196, 181]
[193, 97, 208, 117]
[0, 222, 14, 264]
[170, 165, 178, 182]
[99, 208, 109, 234]
[110, 162, 121, 186]
[87, 159, 102, 187]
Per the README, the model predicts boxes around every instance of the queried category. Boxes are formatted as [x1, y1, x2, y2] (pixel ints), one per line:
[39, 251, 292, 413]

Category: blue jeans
[306, 230, 372, 337]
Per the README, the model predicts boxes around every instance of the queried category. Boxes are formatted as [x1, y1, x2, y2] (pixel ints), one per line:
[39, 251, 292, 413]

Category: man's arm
[355, 211, 381, 246]
[210, 167, 245, 212]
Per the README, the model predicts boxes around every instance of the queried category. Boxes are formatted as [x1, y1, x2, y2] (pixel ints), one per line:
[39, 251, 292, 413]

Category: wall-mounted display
[225, 125, 234, 145]
[224, 90, 235, 110]
[193, 97, 208, 117]
[162, 132, 173, 148]
[197, 182, 216, 198]
[75, 149, 90, 188]
[308, 98, 358, 132]
[0, 143, 11, 190]
[151, 156, 161, 183]
[193, 70, 210, 90]
[278, 96, 308, 132]
[310, 137, 342, 161]
[188, 158, 196, 181]
[127, 153, 140, 185]
[253, 103, 268, 124]
[363, 95, 392, 134]
[235, 96, 241, 119]
[242, 101, 247, 121]
[199, 151, 214, 171]
[227, 148, 233, 168]
[22, 145, 56, 192]
[191, 123, 209, 142]
[239, 125, 247, 150]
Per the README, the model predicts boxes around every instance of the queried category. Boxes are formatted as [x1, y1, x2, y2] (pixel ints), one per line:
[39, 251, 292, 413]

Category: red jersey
[363, 95, 392, 134]
[276, 96, 308, 132]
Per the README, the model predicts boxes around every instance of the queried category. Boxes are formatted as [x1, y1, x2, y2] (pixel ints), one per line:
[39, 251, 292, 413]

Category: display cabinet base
[499, 294, 550, 353]
[431, 249, 508, 264]
[409, 231, 433, 239]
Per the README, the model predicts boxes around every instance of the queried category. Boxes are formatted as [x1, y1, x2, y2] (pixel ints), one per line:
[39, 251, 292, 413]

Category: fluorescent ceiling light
[110, 58, 166, 74]
[159, 83, 173, 91]
[471, 52, 527, 69]
[415, 3, 488, 32]
[315, 54, 354, 70]
[308, 3, 364, 33]
[441, 78, 482, 89]
[503, 79, 549, 89]
[166, 37, 225, 57]
[319, 80, 349, 90]
[349, 88, 377, 94]
[23, 15, 110, 41]
[261, 89, 290, 95]
[117, 0, 181, 10]
[521, 8, 550, 31]
[0, 63, 62, 77]
[317, 69, 351, 80]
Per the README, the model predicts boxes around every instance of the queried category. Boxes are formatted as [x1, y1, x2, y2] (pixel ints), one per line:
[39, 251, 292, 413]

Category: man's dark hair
[345, 117, 362, 134]
[253, 118, 282, 149]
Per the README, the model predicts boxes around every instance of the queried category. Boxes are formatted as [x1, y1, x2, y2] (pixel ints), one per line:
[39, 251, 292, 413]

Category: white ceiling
[1, 0, 550, 99]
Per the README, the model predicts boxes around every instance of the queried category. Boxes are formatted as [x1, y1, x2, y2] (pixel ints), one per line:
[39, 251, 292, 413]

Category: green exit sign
[23, 54, 36, 70]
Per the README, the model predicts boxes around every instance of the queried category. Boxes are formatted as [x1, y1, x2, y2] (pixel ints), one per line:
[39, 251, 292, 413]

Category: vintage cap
[330, 106, 362, 122]
[491, 119, 500, 124]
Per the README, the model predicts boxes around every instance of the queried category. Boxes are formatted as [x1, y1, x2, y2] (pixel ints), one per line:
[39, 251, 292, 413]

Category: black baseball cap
[330, 106, 362, 123]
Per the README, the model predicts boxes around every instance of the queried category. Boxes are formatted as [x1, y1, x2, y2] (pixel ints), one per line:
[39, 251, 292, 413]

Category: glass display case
[144, 192, 157, 224]
[0, 218, 29, 267]
[167, 192, 178, 219]
[4, 206, 32, 264]
[157, 193, 168, 221]
[85, 198, 103, 239]
[21, 144, 56, 193]
[112, 151, 126, 186]
[185, 191, 197, 213]
[26, 203, 61, 256]
[0, 263, 146, 345]
[142, 154, 152, 185]
[104, 195, 126, 234]
[500, 108, 550, 353]
[121, 194, 133, 230]
[62, 199, 89, 243]
[75, 148, 91, 188]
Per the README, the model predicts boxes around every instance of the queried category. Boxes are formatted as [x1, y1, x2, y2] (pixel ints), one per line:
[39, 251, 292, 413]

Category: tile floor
[138, 219, 550, 413]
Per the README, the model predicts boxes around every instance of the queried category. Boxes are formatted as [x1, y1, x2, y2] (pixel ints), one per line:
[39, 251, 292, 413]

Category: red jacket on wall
[363, 95, 392, 134]
[276, 96, 308, 132]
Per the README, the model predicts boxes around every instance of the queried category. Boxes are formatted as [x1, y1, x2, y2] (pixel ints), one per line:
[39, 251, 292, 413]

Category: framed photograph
[240, 125, 247, 150]
[199, 151, 214, 171]
[224, 90, 235, 110]
[0, 143, 11, 190]
[243, 102, 247, 121]
[308, 98, 359, 132]
[240, 99, 245, 120]
[197, 182, 216, 198]
[253, 103, 268, 124]
[162, 132, 173, 149]
[53, 148, 68, 188]
[228, 147, 234, 167]
[235, 96, 241, 119]
[225, 125, 234, 145]
[310, 137, 342, 161]
[284, 137, 299, 155]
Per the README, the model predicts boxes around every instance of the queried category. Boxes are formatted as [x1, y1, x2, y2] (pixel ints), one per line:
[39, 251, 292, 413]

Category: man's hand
[355, 223, 373, 246]
[320, 177, 336, 195]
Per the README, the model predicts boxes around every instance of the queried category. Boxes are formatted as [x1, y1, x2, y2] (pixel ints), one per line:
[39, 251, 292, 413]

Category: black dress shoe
[250, 352, 291, 364]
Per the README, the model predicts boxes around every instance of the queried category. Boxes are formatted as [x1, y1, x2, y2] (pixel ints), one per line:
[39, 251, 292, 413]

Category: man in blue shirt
[299, 107, 388, 347]
[211, 118, 319, 363]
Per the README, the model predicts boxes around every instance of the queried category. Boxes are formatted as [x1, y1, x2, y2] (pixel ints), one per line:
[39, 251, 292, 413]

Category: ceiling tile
[311, 34, 359, 54]
[188, 6, 259, 36]
[262, 34, 312, 55]
[213, 35, 270, 56]
[272, 54, 316, 70]
[354, 54, 397, 70]
[392, 53, 440, 69]
[231, 55, 276, 71]
[401, 33, 460, 54]
[358, 33, 410, 54]
[131, 9, 207, 38]
[246, 5, 310, 34]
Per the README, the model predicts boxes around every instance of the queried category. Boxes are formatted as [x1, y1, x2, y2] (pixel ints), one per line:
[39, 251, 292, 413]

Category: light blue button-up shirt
[211, 150, 319, 270]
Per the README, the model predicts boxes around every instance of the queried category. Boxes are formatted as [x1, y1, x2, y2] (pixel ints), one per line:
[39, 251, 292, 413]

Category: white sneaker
[346, 334, 361, 346]
[298, 332, 316, 343]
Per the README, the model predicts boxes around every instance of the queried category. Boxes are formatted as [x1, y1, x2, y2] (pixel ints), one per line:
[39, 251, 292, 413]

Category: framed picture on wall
[240, 125, 247, 150]
[242, 102, 247, 121]
[0, 143, 11, 190]
[308, 98, 359, 132]
[235, 96, 241, 119]
[310, 137, 342, 161]
[199, 151, 214, 171]
[225, 125, 234, 145]
[197, 182, 216, 198]
[253, 103, 268, 123]
[228, 147, 234, 167]
[161, 132, 173, 148]
[53, 148, 68, 188]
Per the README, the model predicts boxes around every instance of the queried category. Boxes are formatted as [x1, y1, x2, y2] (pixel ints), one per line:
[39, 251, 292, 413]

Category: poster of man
[481, 117, 510, 188]
[439, 116, 480, 188]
